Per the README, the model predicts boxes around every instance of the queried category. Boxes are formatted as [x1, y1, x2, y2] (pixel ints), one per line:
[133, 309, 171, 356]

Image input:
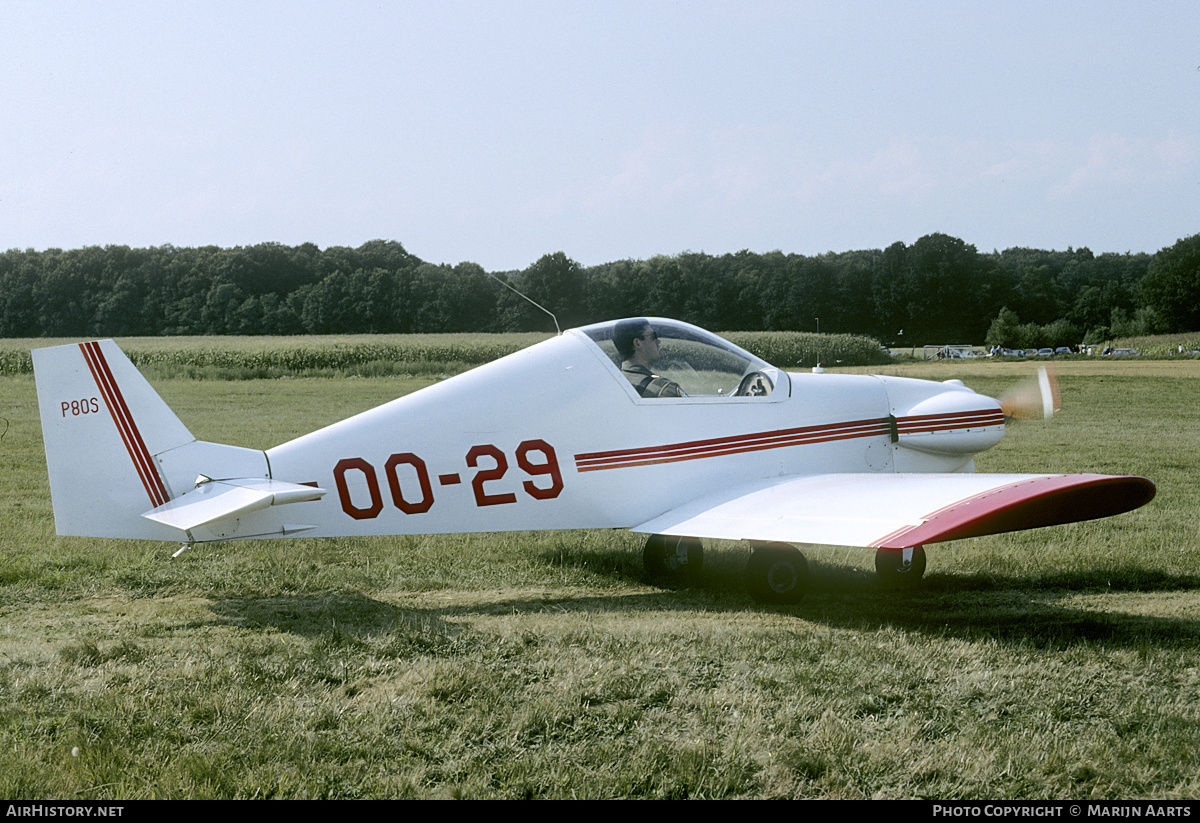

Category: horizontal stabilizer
[633, 472, 1155, 549]
[142, 478, 326, 532]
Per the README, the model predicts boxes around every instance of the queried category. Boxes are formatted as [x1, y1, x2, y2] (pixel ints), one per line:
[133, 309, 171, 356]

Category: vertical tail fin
[33, 340, 195, 539]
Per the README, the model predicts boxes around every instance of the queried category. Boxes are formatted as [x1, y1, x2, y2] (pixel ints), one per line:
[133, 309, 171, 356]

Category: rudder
[33, 340, 195, 539]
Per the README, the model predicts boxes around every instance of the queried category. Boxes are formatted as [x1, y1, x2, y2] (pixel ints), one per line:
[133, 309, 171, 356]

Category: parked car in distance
[1055, 347, 1072, 355]
[1037, 348, 1054, 356]
[1107, 348, 1140, 356]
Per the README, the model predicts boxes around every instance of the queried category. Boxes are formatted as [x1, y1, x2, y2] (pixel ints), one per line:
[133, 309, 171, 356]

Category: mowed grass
[0, 358, 1198, 799]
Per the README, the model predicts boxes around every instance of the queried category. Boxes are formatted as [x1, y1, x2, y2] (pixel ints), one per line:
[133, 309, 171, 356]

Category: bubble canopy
[577, 317, 788, 398]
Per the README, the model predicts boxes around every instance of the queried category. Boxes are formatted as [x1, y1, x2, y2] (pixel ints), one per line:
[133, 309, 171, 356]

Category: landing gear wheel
[735, 371, 773, 397]
[874, 545, 926, 588]
[643, 534, 703, 583]
[745, 543, 808, 604]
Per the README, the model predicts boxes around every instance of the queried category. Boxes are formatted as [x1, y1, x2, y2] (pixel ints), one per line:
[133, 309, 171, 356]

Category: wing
[632, 472, 1155, 549]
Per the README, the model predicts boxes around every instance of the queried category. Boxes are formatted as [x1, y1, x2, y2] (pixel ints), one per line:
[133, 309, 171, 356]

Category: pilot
[613, 318, 686, 398]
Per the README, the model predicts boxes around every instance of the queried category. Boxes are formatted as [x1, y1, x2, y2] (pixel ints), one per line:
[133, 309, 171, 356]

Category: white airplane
[32, 317, 1155, 603]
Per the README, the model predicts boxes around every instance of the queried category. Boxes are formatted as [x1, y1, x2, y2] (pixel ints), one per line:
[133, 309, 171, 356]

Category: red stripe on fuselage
[574, 418, 893, 472]
[895, 408, 1005, 434]
[79, 342, 171, 508]
[573, 408, 1005, 473]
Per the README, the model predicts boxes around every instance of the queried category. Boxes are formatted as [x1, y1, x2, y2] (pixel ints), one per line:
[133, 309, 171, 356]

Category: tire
[643, 534, 703, 582]
[745, 543, 808, 604]
[874, 545, 927, 588]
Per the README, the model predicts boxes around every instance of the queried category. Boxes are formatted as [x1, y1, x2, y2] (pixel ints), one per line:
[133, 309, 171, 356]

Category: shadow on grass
[529, 541, 1200, 651]
[207, 590, 467, 648]
[538, 539, 1200, 595]
[204, 543, 1200, 657]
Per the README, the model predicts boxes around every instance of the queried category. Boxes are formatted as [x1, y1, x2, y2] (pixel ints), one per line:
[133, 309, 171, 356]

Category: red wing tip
[872, 474, 1155, 549]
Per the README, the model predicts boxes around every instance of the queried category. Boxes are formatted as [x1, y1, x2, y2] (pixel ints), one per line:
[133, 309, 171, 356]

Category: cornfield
[723, 331, 891, 369]
[1108, 334, 1200, 357]
[2, 330, 892, 378]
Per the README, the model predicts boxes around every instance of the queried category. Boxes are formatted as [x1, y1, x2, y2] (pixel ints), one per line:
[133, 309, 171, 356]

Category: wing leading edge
[632, 472, 1155, 549]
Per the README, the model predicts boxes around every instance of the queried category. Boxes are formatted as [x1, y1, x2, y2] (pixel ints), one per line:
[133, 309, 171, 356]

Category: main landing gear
[642, 534, 704, 583]
[743, 543, 928, 603]
[745, 542, 808, 604]
[641, 535, 928, 602]
[873, 545, 927, 588]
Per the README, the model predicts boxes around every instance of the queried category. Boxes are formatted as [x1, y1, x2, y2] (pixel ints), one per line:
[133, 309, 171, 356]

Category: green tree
[517, 252, 586, 330]
[409, 262, 496, 332]
[874, 234, 996, 342]
[1140, 234, 1200, 332]
[582, 259, 645, 323]
[200, 281, 246, 334]
[985, 307, 1022, 348]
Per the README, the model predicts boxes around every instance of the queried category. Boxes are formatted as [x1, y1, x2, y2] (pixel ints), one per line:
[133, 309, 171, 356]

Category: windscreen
[580, 318, 782, 398]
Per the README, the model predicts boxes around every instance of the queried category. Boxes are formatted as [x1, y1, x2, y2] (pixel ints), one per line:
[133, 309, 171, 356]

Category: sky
[3, 0, 1199, 271]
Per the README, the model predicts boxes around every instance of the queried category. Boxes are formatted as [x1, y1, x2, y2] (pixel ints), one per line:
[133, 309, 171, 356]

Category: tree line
[2, 232, 1197, 344]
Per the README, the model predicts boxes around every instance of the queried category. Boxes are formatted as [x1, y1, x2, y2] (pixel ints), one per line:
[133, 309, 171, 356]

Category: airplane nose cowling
[894, 389, 1006, 456]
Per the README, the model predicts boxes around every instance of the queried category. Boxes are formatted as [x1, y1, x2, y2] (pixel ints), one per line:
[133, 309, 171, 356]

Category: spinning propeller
[997, 366, 1061, 421]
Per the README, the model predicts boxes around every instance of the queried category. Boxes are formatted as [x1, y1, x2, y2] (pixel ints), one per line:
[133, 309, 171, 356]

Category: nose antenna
[488, 273, 561, 335]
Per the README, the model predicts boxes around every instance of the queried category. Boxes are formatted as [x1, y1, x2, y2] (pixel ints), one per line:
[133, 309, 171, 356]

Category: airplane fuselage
[253, 329, 1003, 543]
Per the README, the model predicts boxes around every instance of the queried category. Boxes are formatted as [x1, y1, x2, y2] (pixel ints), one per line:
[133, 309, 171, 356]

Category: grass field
[0, 353, 1197, 799]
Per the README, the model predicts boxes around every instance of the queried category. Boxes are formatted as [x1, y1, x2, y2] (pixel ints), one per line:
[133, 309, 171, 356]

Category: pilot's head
[614, 316, 662, 367]
[614, 318, 653, 362]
